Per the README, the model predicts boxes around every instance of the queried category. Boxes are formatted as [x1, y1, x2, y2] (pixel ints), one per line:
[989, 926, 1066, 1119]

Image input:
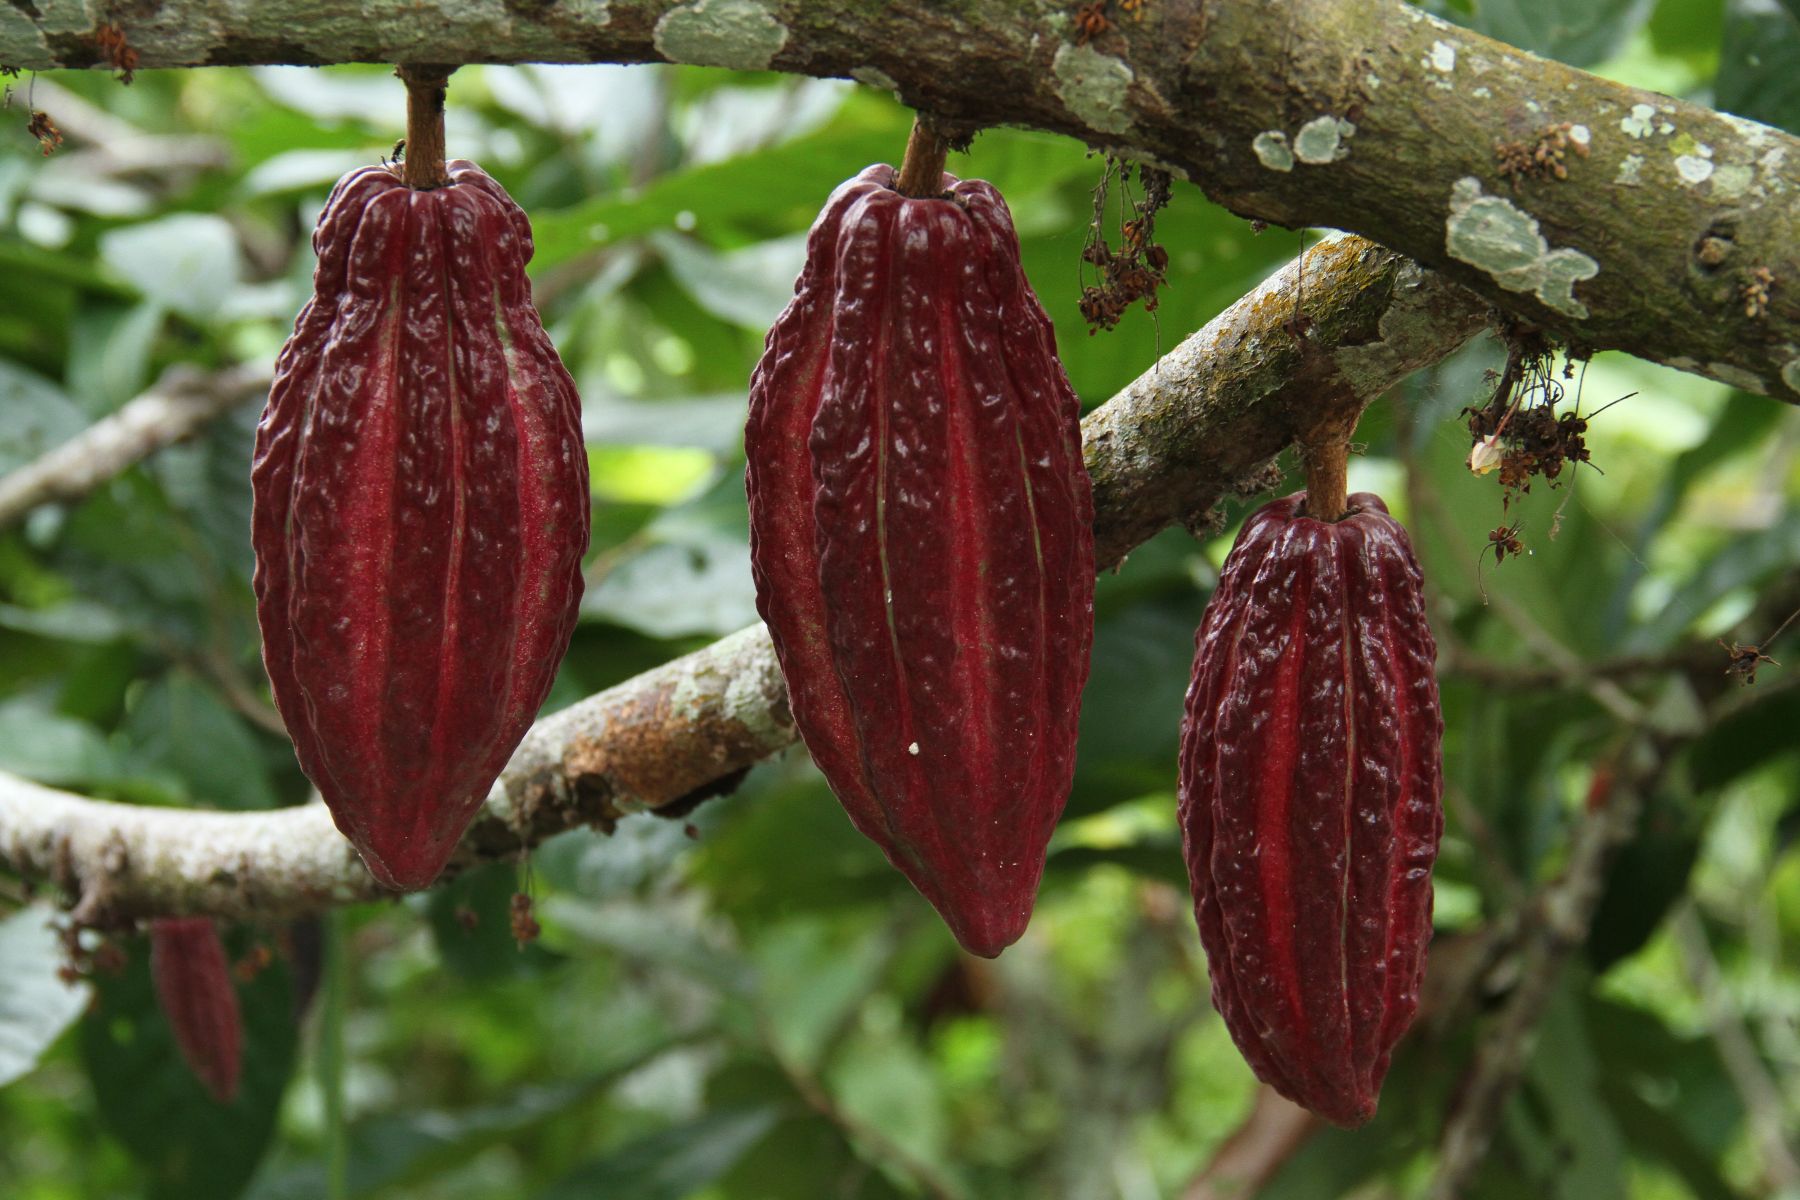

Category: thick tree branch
[5, 0, 1797, 400]
[0, 237, 1490, 919]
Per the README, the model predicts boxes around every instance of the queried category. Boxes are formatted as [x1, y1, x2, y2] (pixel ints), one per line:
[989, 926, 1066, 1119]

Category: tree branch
[0, 237, 1490, 920]
[5, 0, 1797, 400]
[0, 363, 271, 531]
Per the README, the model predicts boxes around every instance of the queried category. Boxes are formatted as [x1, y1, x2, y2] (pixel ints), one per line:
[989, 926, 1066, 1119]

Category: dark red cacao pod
[746, 165, 1096, 959]
[150, 918, 242, 1105]
[252, 160, 589, 891]
[1177, 491, 1443, 1127]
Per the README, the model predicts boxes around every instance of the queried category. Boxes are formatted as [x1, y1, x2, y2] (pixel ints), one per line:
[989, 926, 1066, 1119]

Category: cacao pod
[252, 160, 589, 891]
[746, 164, 1095, 958]
[1177, 491, 1443, 1127]
[149, 918, 242, 1105]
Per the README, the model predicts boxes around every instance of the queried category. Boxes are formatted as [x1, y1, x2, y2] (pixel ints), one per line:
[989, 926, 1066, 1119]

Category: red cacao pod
[746, 164, 1096, 958]
[1177, 491, 1443, 1127]
[150, 918, 242, 1105]
[252, 160, 589, 891]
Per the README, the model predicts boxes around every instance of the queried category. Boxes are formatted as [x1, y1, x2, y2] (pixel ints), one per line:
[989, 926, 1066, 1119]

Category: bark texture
[4, 0, 1797, 400]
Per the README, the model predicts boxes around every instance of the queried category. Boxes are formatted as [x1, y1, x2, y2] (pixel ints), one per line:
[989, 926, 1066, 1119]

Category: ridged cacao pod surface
[1178, 491, 1443, 1127]
[252, 160, 589, 891]
[150, 918, 242, 1105]
[746, 165, 1096, 958]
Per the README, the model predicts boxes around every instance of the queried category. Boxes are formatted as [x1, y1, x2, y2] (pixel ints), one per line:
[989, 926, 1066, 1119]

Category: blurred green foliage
[1, 0, 1798, 1196]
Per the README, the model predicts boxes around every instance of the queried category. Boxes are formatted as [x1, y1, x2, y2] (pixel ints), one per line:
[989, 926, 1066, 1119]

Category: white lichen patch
[1568, 124, 1591, 148]
[1052, 42, 1135, 134]
[1711, 163, 1754, 200]
[850, 66, 899, 93]
[1294, 116, 1355, 164]
[1676, 155, 1714, 183]
[1472, 86, 1492, 99]
[1253, 131, 1295, 171]
[1781, 356, 1800, 394]
[1706, 362, 1765, 393]
[653, 0, 788, 71]
[1759, 145, 1790, 195]
[1615, 154, 1644, 185]
[1444, 177, 1598, 319]
[1720, 111, 1777, 149]
[1425, 40, 1456, 72]
[1621, 103, 1657, 139]
[1365, 72, 1382, 90]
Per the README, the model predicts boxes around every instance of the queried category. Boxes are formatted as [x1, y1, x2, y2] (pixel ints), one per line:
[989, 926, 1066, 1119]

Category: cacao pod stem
[1300, 425, 1351, 522]
[396, 63, 455, 190]
[893, 116, 951, 198]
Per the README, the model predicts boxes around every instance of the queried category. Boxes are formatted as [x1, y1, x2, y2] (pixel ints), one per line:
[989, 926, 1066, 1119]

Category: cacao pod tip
[355, 837, 453, 893]
[942, 906, 1027, 960]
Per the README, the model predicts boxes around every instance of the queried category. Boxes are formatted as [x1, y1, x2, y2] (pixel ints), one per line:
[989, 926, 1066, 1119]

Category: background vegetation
[1, 0, 1797, 1196]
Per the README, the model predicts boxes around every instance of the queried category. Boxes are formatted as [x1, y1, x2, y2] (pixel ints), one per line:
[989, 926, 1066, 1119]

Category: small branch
[1427, 748, 1645, 1200]
[1669, 904, 1800, 1192]
[1440, 645, 1714, 689]
[396, 63, 454, 190]
[0, 363, 271, 531]
[893, 115, 949, 198]
[1181, 1087, 1320, 1200]
[0, 239, 1491, 919]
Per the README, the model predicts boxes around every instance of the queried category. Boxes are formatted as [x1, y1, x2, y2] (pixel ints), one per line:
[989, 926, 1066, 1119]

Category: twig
[1669, 904, 1800, 1192]
[1440, 645, 1713, 690]
[1181, 1087, 1319, 1200]
[766, 1031, 964, 1199]
[0, 363, 270, 531]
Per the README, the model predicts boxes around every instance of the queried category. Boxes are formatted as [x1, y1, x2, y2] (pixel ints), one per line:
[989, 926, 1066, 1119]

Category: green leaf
[1524, 981, 1628, 1200]
[529, 112, 902, 270]
[542, 896, 758, 998]
[0, 696, 119, 786]
[1626, 503, 1800, 651]
[650, 231, 808, 331]
[120, 671, 278, 810]
[1717, 0, 1800, 133]
[752, 917, 895, 1071]
[1586, 779, 1705, 972]
[99, 215, 244, 324]
[584, 471, 758, 639]
[1687, 684, 1800, 793]
[1468, 0, 1656, 67]
[541, 1107, 781, 1200]
[1584, 995, 1744, 1159]
[1068, 599, 1196, 816]
[0, 904, 91, 1087]
[0, 360, 87, 476]
[80, 926, 299, 1200]
[64, 302, 165, 415]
